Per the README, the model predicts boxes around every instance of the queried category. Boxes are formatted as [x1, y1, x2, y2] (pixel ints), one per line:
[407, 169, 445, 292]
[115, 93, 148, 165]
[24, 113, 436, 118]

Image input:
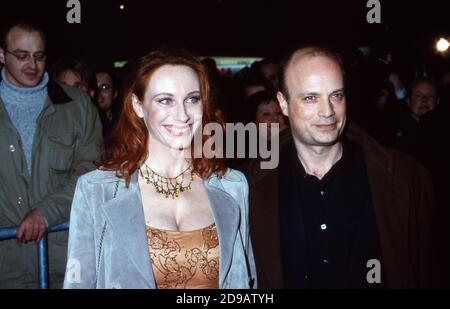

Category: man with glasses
[0, 21, 102, 288]
[388, 77, 439, 159]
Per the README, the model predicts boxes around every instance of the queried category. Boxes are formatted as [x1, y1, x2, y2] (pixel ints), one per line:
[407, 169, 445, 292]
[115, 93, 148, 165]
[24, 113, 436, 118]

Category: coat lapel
[204, 177, 240, 288]
[100, 172, 155, 288]
[99, 172, 240, 289]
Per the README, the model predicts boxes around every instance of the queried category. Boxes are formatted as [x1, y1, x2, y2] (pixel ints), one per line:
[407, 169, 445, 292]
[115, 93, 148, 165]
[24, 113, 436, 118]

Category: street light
[119, 4, 125, 10]
[436, 38, 449, 53]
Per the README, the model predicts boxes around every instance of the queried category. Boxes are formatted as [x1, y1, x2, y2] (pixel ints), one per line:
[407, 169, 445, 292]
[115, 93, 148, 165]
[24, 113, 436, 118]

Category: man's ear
[131, 94, 144, 118]
[113, 90, 118, 100]
[277, 91, 289, 117]
[0, 47, 6, 65]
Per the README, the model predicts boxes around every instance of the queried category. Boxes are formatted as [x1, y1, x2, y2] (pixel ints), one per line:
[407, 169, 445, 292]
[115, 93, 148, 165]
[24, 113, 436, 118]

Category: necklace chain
[139, 164, 194, 199]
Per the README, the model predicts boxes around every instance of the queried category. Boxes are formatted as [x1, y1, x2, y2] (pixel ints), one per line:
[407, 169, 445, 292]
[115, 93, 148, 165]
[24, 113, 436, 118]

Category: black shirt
[279, 138, 383, 288]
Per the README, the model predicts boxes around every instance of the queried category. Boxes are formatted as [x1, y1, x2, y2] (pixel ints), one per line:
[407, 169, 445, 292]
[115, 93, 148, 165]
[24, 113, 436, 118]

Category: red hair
[100, 49, 226, 186]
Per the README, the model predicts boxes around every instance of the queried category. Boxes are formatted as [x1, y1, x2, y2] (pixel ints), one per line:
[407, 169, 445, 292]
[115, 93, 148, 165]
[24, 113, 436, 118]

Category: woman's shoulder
[207, 168, 249, 197]
[209, 168, 248, 184]
[209, 169, 250, 220]
[78, 169, 122, 185]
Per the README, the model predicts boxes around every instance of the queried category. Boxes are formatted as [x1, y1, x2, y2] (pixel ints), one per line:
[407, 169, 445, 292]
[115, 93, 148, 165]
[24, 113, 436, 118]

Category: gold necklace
[139, 164, 194, 199]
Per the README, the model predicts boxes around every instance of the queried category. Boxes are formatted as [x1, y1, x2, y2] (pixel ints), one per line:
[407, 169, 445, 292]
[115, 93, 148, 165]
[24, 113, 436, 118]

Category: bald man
[241, 46, 434, 288]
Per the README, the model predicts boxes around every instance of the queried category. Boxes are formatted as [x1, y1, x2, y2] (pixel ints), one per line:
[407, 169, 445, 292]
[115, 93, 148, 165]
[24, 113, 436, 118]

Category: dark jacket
[0, 80, 103, 288]
[240, 123, 434, 288]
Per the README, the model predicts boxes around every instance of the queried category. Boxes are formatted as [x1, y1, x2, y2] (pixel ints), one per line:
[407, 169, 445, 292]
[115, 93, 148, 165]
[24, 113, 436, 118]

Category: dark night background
[2, 0, 450, 290]
[1, 0, 450, 73]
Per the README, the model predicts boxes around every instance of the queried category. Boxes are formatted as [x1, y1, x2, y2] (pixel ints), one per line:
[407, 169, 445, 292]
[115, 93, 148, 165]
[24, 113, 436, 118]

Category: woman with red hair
[64, 49, 256, 289]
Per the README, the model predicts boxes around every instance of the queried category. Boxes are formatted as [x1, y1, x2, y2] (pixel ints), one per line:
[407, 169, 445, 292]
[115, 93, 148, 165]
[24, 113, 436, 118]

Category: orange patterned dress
[146, 223, 220, 289]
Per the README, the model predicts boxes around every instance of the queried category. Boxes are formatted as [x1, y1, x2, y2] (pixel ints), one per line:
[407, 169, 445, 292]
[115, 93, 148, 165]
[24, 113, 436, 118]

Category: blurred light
[358, 46, 371, 56]
[114, 61, 128, 68]
[119, 4, 125, 10]
[436, 38, 449, 52]
[202, 56, 263, 73]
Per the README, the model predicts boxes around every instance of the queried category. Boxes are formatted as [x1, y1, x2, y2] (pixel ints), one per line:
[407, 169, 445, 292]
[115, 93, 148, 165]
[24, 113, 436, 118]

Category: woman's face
[133, 65, 203, 153]
[255, 100, 286, 136]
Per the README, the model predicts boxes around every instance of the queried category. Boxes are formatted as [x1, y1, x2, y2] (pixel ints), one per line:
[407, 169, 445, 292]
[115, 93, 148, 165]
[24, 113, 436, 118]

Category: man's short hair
[1, 20, 46, 49]
[408, 77, 439, 97]
[278, 45, 345, 100]
[51, 59, 98, 92]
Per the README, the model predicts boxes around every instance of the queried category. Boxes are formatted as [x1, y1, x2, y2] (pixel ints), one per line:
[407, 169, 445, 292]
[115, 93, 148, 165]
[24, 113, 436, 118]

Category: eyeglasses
[98, 83, 113, 92]
[5, 50, 46, 62]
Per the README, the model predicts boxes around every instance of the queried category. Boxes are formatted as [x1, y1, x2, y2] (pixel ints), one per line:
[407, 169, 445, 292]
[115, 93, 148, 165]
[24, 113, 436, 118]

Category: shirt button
[9, 145, 15, 152]
[321, 224, 327, 231]
[18, 196, 23, 207]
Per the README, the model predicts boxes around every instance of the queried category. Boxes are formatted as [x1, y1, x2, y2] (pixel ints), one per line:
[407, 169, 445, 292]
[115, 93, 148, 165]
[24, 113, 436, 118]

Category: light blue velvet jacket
[63, 168, 257, 289]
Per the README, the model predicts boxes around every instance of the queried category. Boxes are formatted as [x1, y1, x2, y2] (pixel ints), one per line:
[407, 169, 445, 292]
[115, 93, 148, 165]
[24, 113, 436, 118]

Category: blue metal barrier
[0, 221, 70, 289]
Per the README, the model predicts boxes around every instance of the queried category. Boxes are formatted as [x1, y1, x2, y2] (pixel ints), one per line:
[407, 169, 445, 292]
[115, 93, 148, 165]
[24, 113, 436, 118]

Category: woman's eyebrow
[152, 92, 174, 100]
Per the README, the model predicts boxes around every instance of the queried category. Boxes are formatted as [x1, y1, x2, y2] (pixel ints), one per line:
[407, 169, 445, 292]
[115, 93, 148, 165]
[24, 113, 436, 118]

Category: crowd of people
[0, 20, 449, 289]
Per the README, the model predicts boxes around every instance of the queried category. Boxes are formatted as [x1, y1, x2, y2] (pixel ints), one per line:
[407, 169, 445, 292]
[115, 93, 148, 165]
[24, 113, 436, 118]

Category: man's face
[96, 72, 116, 110]
[56, 69, 82, 89]
[0, 27, 46, 87]
[56, 69, 96, 100]
[278, 55, 346, 148]
[408, 82, 438, 119]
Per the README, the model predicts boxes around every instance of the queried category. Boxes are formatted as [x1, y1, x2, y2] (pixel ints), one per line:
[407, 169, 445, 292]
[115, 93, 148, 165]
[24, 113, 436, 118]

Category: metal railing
[0, 221, 70, 289]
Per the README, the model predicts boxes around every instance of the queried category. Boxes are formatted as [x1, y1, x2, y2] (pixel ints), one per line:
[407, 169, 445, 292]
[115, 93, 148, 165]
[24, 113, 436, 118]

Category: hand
[16, 209, 48, 243]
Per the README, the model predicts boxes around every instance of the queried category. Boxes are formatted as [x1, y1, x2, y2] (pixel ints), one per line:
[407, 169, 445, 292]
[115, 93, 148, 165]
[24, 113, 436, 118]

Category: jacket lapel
[47, 80, 72, 104]
[99, 172, 240, 288]
[100, 172, 155, 288]
[204, 177, 240, 288]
